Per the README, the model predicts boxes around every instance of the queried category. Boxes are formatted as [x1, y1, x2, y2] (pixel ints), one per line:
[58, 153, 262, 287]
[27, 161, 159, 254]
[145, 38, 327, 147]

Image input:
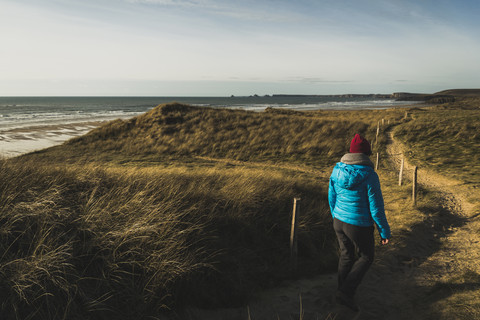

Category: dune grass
[25, 103, 405, 167]
[393, 101, 480, 185]
[0, 102, 422, 319]
[0, 158, 336, 319]
[390, 98, 480, 319]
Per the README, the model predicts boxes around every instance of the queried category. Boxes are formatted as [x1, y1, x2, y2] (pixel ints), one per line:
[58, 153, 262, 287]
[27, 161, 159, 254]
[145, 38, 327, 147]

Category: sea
[0, 96, 414, 130]
[0, 96, 415, 157]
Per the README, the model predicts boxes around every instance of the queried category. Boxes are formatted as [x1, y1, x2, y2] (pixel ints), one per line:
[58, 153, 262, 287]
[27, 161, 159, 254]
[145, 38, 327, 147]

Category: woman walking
[328, 134, 391, 311]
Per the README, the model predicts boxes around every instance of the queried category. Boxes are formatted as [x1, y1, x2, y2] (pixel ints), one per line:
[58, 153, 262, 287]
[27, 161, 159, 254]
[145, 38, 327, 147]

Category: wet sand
[0, 121, 109, 158]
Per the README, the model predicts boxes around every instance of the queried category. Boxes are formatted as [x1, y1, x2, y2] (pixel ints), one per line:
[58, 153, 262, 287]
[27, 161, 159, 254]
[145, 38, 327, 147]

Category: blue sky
[1, 0, 479, 96]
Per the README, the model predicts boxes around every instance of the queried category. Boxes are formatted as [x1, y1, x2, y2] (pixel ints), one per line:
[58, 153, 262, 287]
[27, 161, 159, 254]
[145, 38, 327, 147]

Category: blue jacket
[329, 162, 391, 239]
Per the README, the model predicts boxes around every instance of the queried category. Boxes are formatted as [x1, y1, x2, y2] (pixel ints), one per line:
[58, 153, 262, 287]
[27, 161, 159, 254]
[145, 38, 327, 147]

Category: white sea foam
[0, 111, 141, 131]
[220, 99, 409, 112]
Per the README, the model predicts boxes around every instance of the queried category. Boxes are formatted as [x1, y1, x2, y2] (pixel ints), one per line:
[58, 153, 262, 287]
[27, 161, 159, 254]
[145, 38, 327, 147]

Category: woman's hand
[381, 238, 389, 245]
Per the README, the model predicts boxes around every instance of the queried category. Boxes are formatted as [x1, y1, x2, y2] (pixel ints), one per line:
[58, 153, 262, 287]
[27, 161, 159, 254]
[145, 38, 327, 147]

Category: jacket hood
[340, 153, 374, 168]
[334, 162, 372, 190]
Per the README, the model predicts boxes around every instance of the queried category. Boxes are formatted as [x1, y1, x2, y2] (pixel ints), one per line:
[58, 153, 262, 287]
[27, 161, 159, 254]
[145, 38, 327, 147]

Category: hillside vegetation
[4, 103, 408, 319]
[27, 103, 402, 166]
[394, 104, 480, 185]
[392, 98, 480, 320]
[9, 101, 469, 319]
[0, 160, 337, 319]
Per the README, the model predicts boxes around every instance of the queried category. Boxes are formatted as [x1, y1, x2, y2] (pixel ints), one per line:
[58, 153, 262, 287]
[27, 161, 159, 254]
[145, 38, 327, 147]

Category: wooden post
[375, 152, 380, 170]
[290, 198, 300, 271]
[382, 118, 385, 126]
[404, 111, 408, 119]
[374, 121, 380, 150]
[412, 166, 418, 206]
[399, 157, 404, 186]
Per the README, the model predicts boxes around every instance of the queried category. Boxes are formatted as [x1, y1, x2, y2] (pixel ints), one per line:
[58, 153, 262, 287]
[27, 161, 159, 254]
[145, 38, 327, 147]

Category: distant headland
[240, 89, 480, 104]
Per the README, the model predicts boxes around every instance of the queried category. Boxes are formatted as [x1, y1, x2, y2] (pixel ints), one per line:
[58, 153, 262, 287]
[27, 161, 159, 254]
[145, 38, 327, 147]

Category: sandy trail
[386, 131, 478, 217]
[386, 130, 480, 273]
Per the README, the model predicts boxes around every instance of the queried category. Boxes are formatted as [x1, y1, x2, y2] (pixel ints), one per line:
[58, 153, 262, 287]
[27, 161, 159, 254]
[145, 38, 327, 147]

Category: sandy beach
[0, 121, 109, 158]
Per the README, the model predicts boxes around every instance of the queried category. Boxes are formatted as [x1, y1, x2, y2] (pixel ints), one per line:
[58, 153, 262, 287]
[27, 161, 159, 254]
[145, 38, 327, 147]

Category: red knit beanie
[349, 134, 372, 155]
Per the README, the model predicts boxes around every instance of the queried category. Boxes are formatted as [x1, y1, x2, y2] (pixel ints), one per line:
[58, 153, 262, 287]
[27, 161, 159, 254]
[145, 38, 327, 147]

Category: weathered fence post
[290, 198, 300, 271]
[374, 121, 380, 149]
[412, 166, 418, 206]
[382, 118, 385, 126]
[399, 157, 404, 186]
[375, 152, 380, 170]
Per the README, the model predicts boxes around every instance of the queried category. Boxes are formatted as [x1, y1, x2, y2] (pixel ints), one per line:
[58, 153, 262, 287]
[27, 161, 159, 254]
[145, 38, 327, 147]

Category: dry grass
[393, 100, 480, 185]
[0, 159, 335, 319]
[25, 103, 405, 167]
[384, 98, 480, 319]
[4, 101, 458, 319]
[4, 103, 399, 319]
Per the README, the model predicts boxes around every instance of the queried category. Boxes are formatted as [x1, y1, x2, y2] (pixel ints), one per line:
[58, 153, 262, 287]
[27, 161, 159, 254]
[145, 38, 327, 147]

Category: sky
[1, 0, 479, 96]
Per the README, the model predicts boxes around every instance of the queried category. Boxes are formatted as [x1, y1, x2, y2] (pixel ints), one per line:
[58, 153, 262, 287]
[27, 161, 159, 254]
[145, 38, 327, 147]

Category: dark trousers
[333, 218, 375, 298]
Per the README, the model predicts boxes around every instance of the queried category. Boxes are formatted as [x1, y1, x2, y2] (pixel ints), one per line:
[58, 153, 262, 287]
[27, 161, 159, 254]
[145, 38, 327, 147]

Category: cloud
[2, 0, 479, 96]
[124, 0, 297, 22]
[125, 0, 218, 9]
[285, 77, 355, 84]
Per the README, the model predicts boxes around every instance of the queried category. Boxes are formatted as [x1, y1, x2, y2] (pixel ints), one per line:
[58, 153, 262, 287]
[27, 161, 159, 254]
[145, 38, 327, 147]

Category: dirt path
[386, 129, 480, 273]
[386, 131, 477, 217]
[174, 130, 480, 320]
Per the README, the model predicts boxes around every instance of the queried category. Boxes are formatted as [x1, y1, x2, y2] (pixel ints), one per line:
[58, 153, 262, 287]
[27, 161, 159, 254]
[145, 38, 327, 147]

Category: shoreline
[0, 120, 112, 159]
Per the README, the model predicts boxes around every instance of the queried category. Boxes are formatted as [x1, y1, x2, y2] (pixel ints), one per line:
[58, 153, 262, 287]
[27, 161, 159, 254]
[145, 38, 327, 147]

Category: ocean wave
[211, 99, 410, 112]
[0, 110, 143, 131]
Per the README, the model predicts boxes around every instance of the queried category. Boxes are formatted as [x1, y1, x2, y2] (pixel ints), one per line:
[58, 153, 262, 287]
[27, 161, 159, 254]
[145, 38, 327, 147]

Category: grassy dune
[5, 103, 402, 319]
[391, 98, 480, 319]
[7, 100, 473, 319]
[26, 103, 402, 167]
[0, 160, 334, 319]
[394, 101, 480, 185]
